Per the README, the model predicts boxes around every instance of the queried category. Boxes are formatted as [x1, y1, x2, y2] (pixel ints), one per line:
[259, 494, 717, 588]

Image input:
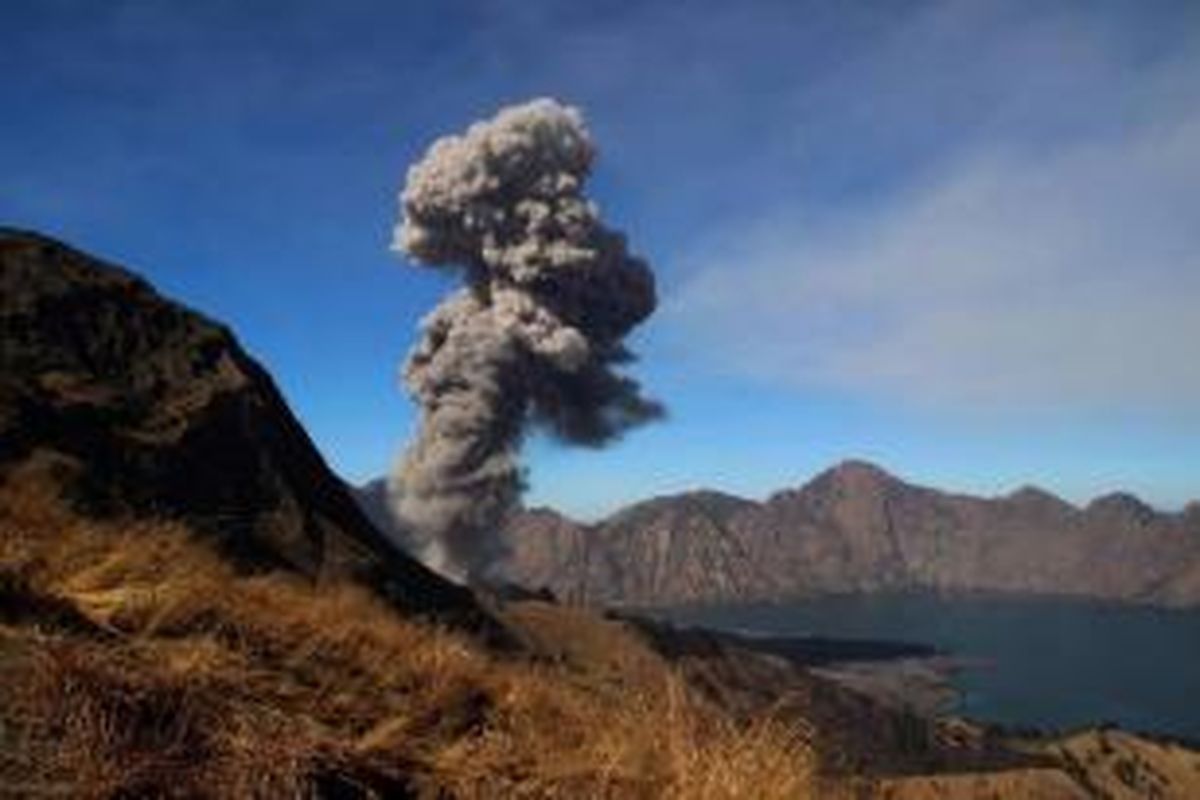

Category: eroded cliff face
[0, 228, 490, 628]
[491, 461, 1200, 608]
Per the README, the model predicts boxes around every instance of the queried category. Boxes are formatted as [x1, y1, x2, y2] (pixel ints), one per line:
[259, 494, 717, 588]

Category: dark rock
[0, 228, 498, 634]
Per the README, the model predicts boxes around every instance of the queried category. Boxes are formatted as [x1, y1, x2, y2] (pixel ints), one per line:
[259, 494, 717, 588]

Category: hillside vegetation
[0, 475, 817, 799]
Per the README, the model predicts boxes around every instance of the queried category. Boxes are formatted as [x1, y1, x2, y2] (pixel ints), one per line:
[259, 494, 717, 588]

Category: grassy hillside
[0, 474, 817, 799]
[5, 470, 1200, 799]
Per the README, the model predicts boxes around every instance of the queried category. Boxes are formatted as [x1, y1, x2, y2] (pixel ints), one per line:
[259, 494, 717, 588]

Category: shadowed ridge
[0, 229, 499, 636]
[353, 477, 402, 545]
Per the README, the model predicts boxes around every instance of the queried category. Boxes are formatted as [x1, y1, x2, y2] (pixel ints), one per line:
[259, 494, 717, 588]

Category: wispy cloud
[667, 5, 1200, 420]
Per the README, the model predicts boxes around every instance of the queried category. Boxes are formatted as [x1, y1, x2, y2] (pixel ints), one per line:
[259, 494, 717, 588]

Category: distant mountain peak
[1005, 485, 1075, 512]
[800, 459, 903, 497]
[1087, 492, 1156, 523]
[605, 488, 755, 528]
[829, 459, 895, 480]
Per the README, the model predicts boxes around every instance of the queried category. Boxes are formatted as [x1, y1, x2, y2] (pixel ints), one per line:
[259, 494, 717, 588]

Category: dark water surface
[658, 593, 1200, 741]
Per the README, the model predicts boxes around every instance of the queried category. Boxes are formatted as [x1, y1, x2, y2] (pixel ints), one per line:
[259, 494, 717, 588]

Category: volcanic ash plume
[389, 98, 662, 582]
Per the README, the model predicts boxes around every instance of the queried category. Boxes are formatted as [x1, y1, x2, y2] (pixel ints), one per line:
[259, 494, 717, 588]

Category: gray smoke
[389, 98, 662, 582]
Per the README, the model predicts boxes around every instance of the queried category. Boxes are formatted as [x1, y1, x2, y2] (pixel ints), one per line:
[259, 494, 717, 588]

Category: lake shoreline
[646, 592, 1200, 740]
[622, 609, 965, 716]
[634, 585, 1200, 616]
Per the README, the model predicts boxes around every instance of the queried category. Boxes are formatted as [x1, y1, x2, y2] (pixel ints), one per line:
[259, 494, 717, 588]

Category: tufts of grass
[0, 476, 816, 798]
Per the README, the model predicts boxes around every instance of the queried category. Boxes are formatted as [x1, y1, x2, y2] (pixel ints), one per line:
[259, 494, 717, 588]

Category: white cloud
[668, 18, 1200, 420]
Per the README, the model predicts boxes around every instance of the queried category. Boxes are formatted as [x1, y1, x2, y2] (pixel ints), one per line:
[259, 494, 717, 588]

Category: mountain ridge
[359, 459, 1200, 608]
[511, 461, 1190, 529]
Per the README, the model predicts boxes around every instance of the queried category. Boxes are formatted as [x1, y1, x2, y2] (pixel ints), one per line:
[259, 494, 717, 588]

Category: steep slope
[0, 228, 486, 626]
[354, 477, 396, 545]
[493, 460, 1200, 607]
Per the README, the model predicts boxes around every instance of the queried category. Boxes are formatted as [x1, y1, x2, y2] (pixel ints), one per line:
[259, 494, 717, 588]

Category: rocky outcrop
[489, 460, 1200, 608]
[0, 228, 491, 629]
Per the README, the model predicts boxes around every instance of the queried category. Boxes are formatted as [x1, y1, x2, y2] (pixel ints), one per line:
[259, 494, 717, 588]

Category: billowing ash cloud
[389, 98, 662, 582]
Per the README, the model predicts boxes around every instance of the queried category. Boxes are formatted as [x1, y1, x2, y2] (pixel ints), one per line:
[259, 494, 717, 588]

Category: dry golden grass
[0, 477, 817, 799]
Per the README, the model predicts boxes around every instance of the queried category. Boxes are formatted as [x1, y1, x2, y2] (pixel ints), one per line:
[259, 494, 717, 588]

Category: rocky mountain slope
[474, 461, 1199, 607]
[0, 228, 489, 628]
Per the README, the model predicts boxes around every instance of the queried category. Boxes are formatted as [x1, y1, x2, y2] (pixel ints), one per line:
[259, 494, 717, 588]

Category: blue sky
[3, 0, 1199, 516]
